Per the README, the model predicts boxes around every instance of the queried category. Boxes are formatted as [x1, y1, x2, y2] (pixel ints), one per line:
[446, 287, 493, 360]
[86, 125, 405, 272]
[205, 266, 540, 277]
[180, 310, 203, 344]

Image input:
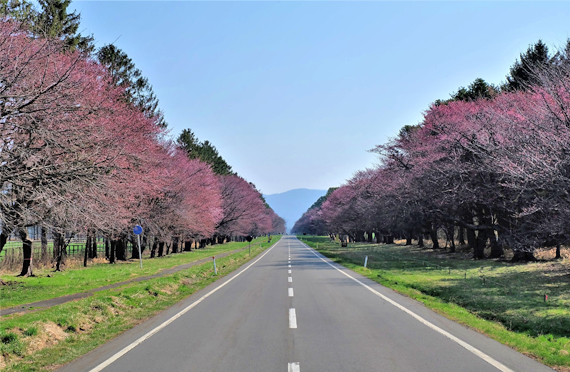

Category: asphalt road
[59, 235, 554, 372]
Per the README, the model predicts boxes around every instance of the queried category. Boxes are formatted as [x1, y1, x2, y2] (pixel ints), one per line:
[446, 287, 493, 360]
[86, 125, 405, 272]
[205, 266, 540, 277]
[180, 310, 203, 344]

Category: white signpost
[133, 225, 143, 269]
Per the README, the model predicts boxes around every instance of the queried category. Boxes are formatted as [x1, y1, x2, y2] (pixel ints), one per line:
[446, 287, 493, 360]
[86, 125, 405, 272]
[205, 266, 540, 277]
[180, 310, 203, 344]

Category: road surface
[59, 235, 553, 372]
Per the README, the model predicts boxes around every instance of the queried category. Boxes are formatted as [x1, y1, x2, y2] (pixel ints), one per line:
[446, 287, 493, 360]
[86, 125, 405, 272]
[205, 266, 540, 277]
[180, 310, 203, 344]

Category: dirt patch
[160, 284, 179, 295]
[535, 247, 570, 260]
[42, 322, 68, 342]
[108, 297, 126, 315]
[26, 322, 68, 355]
[78, 319, 94, 333]
[181, 278, 196, 286]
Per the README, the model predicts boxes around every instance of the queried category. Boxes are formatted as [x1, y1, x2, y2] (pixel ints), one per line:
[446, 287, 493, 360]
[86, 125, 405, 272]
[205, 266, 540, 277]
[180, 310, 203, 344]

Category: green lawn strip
[1, 238, 269, 309]
[298, 236, 570, 369]
[0, 238, 277, 372]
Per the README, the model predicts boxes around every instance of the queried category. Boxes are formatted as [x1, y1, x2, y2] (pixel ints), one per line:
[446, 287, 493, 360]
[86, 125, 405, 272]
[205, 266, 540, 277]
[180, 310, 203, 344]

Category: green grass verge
[1, 238, 269, 309]
[0, 237, 279, 371]
[298, 235, 570, 369]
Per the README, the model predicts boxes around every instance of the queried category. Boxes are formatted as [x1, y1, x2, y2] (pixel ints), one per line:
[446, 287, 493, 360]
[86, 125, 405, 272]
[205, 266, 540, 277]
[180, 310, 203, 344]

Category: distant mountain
[264, 189, 327, 233]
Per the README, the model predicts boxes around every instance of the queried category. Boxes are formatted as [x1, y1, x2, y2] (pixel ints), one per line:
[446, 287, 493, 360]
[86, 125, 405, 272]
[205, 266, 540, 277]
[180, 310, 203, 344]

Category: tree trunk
[405, 230, 412, 245]
[150, 238, 158, 258]
[116, 239, 127, 261]
[84, 234, 91, 267]
[449, 233, 456, 253]
[472, 230, 486, 260]
[158, 241, 164, 257]
[141, 233, 148, 254]
[131, 237, 140, 259]
[184, 240, 192, 252]
[555, 244, 562, 259]
[466, 228, 477, 251]
[109, 240, 116, 264]
[92, 234, 98, 258]
[105, 238, 110, 259]
[418, 234, 424, 248]
[458, 227, 465, 246]
[489, 231, 504, 258]
[367, 232, 373, 243]
[172, 237, 179, 254]
[429, 224, 439, 249]
[0, 231, 7, 258]
[41, 226, 48, 261]
[18, 229, 34, 277]
[54, 233, 66, 271]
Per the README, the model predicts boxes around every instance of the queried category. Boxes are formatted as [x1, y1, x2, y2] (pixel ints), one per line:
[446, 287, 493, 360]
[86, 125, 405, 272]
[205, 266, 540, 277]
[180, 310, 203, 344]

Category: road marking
[289, 308, 297, 328]
[288, 269, 291, 274]
[288, 277, 293, 282]
[288, 362, 300, 372]
[301, 241, 515, 372]
[87, 241, 280, 372]
[288, 288, 294, 297]
[288, 264, 291, 268]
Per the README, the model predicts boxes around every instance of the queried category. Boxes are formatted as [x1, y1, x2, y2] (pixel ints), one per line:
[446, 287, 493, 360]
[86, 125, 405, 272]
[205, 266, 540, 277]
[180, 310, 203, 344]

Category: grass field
[1, 238, 269, 309]
[0, 237, 279, 371]
[298, 235, 570, 370]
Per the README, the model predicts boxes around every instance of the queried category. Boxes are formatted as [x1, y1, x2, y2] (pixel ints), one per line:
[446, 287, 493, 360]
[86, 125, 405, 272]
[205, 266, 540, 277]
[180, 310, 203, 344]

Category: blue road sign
[133, 225, 143, 235]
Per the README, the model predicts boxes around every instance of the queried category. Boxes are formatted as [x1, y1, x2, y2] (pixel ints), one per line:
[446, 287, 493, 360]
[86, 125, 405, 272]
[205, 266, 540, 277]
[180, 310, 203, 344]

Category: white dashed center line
[288, 269, 291, 274]
[288, 277, 292, 283]
[288, 288, 294, 297]
[288, 362, 300, 372]
[289, 308, 297, 328]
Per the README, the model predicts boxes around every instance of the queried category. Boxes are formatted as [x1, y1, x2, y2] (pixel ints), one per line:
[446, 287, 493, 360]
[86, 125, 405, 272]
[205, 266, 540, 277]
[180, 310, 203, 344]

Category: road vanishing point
[58, 236, 553, 372]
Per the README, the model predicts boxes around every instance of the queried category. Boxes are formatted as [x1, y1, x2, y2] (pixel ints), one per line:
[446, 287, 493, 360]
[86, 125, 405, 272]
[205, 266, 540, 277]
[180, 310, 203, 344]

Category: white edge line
[289, 308, 297, 328]
[88, 241, 279, 372]
[299, 240, 515, 372]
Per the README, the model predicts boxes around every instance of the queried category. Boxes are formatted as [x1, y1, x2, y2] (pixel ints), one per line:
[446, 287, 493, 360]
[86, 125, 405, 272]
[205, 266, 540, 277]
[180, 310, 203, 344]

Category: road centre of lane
[298, 239, 516, 372]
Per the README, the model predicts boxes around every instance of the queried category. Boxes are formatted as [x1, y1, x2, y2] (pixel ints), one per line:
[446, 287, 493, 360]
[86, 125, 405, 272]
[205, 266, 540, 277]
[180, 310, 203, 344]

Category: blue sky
[72, 1, 570, 194]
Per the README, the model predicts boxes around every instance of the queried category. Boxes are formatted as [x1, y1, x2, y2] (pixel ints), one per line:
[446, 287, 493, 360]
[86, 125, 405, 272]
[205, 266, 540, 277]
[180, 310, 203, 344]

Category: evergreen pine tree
[504, 39, 551, 91]
[97, 44, 167, 127]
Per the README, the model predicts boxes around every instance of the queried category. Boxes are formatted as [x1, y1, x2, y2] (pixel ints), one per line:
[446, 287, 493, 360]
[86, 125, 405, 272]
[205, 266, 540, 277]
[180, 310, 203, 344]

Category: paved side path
[59, 235, 553, 372]
[1, 247, 249, 317]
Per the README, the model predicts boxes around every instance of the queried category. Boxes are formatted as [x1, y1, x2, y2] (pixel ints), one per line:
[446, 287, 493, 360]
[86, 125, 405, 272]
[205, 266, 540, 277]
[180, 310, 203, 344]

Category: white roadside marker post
[213, 256, 217, 275]
[364, 255, 368, 268]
